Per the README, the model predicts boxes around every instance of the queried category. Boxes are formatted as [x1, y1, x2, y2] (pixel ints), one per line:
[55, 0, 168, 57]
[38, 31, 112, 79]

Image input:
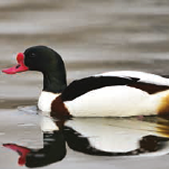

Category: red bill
[2, 53, 28, 74]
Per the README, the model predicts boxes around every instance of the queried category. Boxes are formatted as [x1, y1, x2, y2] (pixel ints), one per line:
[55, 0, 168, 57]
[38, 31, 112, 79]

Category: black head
[3, 45, 66, 74]
[24, 46, 64, 73]
[3, 45, 67, 93]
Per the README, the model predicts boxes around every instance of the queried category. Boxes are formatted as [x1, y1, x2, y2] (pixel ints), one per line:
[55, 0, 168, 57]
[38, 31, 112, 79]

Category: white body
[96, 71, 169, 86]
[65, 86, 169, 117]
[38, 71, 169, 117]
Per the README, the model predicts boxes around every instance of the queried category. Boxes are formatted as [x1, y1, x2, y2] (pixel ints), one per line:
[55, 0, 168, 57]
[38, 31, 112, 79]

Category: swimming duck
[2, 46, 169, 118]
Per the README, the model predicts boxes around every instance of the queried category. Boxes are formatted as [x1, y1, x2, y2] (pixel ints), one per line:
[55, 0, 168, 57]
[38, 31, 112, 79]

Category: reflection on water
[3, 116, 169, 168]
[4, 131, 66, 168]
[1, 0, 169, 168]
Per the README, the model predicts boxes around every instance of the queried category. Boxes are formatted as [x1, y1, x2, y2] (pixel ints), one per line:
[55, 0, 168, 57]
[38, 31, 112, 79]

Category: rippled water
[1, 0, 169, 168]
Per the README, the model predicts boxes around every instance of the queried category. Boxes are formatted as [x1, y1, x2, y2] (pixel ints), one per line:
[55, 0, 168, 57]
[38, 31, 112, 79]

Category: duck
[2, 45, 169, 118]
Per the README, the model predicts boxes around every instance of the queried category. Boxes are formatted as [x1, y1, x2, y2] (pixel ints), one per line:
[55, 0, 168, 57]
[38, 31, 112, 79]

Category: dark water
[1, 0, 169, 168]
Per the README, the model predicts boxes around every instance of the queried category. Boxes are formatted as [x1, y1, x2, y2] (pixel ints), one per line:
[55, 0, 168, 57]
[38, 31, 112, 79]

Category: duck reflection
[3, 116, 169, 168]
[64, 117, 169, 155]
[3, 130, 66, 168]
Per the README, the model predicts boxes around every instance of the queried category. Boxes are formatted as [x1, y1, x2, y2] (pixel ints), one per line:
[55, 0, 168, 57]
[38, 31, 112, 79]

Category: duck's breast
[38, 91, 60, 114]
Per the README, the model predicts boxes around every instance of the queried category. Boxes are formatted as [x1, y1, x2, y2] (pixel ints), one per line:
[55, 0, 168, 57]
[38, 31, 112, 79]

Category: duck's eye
[30, 53, 36, 58]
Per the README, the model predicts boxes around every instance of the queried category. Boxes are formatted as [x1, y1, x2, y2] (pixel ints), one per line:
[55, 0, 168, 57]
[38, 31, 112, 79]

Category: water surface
[1, 0, 169, 168]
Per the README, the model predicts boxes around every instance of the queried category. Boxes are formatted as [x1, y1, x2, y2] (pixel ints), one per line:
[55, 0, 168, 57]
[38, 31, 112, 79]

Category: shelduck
[2, 46, 169, 118]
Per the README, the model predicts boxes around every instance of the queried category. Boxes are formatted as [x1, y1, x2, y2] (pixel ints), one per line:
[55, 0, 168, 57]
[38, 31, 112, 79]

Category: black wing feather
[61, 76, 139, 101]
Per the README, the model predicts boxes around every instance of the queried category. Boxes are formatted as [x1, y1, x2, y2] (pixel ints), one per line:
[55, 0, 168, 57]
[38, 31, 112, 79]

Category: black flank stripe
[61, 76, 139, 101]
[128, 82, 169, 94]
